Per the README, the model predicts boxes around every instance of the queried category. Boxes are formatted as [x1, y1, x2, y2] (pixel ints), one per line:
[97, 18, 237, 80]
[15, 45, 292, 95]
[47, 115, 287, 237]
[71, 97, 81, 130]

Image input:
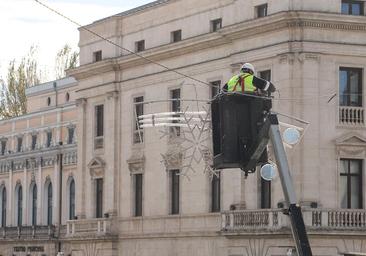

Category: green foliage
[55, 44, 79, 79]
[0, 46, 41, 119]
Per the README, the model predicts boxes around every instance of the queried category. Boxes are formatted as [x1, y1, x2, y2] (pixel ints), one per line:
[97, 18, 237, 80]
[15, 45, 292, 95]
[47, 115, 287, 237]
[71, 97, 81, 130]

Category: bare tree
[55, 44, 79, 79]
[0, 46, 41, 119]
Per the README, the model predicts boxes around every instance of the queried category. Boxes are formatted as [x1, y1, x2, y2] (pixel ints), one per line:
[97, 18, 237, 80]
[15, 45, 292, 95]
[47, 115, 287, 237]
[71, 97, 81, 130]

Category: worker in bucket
[223, 63, 276, 94]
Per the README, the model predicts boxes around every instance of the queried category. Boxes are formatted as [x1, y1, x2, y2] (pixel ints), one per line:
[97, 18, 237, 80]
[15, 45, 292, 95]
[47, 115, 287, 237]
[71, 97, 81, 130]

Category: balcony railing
[222, 208, 366, 233]
[0, 225, 55, 239]
[339, 106, 364, 126]
[66, 218, 114, 237]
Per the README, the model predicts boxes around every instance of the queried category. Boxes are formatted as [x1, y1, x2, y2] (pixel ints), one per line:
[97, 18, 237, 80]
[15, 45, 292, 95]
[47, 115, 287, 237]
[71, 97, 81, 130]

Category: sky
[0, 0, 154, 81]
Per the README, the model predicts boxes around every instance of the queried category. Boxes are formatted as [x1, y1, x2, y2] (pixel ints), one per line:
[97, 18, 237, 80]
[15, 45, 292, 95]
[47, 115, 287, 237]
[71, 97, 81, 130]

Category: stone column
[53, 156, 60, 225]
[22, 162, 28, 225]
[76, 98, 87, 219]
[104, 91, 119, 216]
[37, 158, 42, 225]
[8, 162, 13, 226]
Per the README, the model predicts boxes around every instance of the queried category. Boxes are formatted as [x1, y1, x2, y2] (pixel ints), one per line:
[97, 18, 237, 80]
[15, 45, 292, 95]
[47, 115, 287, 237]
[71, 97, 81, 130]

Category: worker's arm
[253, 76, 276, 92]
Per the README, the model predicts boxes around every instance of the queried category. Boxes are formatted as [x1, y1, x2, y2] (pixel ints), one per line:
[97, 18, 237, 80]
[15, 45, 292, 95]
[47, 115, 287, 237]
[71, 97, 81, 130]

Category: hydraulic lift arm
[267, 114, 312, 256]
[243, 113, 312, 255]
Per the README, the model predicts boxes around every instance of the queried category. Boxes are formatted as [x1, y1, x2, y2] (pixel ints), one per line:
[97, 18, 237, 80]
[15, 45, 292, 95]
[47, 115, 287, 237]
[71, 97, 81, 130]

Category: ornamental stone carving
[336, 132, 366, 159]
[127, 154, 145, 175]
[88, 157, 105, 179]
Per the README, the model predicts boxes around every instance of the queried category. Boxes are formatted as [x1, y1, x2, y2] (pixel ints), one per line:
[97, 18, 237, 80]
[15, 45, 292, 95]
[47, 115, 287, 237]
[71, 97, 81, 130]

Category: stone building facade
[1, 0, 366, 255]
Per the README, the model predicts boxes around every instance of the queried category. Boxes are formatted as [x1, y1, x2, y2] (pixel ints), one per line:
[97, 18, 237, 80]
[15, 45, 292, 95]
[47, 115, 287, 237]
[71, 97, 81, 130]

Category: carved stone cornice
[127, 155, 145, 174]
[288, 20, 366, 31]
[75, 98, 87, 107]
[88, 157, 105, 179]
[106, 91, 119, 100]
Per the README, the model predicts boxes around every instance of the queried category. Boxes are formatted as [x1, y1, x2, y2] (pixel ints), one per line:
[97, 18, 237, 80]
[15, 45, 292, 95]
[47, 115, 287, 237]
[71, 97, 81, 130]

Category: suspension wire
[33, 0, 212, 88]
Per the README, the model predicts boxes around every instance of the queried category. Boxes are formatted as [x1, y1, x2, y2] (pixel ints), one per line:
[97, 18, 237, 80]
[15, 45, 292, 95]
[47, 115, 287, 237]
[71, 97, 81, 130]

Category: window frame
[31, 184, 37, 226]
[171, 29, 182, 43]
[256, 3, 268, 18]
[1, 187, 6, 227]
[47, 182, 53, 226]
[339, 67, 363, 107]
[341, 0, 364, 15]
[211, 172, 221, 212]
[94, 104, 104, 149]
[340, 158, 363, 209]
[46, 131, 52, 148]
[17, 185, 23, 227]
[133, 173, 143, 217]
[210, 18, 222, 32]
[170, 169, 180, 215]
[93, 50, 102, 62]
[95, 178, 103, 218]
[69, 179, 75, 220]
[135, 40, 146, 52]
[31, 134, 37, 150]
[258, 69, 272, 82]
[0, 139, 6, 155]
[17, 136, 23, 153]
[133, 96, 144, 144]
[260, 178, 271, 209]
[169, 88, 181, 137]
[67, 127, 75, 144]
[210, 80, 221, 99]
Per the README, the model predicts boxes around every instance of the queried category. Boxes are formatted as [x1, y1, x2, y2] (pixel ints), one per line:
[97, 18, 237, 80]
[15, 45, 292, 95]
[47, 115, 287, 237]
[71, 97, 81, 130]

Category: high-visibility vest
[227, 73, 255, 92]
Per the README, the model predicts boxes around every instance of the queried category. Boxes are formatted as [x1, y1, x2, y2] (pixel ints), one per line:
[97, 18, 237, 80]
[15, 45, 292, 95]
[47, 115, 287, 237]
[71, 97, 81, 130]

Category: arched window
[17, 186, 22, 226]
[69, 179, 75, 220]
[47, 183, 53, 226]
[32, 184, 37, 226]
[1, 187, 6, 227]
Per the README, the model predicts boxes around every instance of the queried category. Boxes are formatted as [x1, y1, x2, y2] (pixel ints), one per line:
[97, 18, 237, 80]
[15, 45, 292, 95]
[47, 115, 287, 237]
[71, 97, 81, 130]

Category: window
[17, 185, 22, 226]
[31, 135, 37, 150]
[96, 178, 103, 218]
[1, 140, 6, 155]
[69, 179, 75, 220]
[133, 96, 144, 144]
[211, 18, 222, 32]
[339, 67, 363, 107]
[211, 173, 221, 212]
[65, 92, 70, 102]
[210, 80, 221, 99]
[170, 89, 181, 137]
[171, 30, 182, 43]
[1, 187, 6, 227]
[32, 184, 37, 226]
[260, 178, 271, 208]
[93, 50, 102, 62]
[47, 183, 53, 225]
[170, 170, 180, 215]
[67, 127, 75, 144]
[95, 105, 104, 149]
[340, 159, 362, 209]
[17, 137, 22, 152]
[46, 131, 52, 148]
[134, 174, 143, 217]
[258, 70, 271, 81]
[135, 40, 145, 52]
[256, 3, 268, 18]
[342, 0, 364, 15]
[47, 97, 51, 106]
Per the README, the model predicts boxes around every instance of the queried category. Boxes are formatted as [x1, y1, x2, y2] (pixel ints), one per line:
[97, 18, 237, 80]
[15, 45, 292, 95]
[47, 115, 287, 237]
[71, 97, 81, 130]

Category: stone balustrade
[339, 106, 364, 126]
[0, 226, 55, 239]
[222, 208, 366, 233]
[65, 218, 114, 238]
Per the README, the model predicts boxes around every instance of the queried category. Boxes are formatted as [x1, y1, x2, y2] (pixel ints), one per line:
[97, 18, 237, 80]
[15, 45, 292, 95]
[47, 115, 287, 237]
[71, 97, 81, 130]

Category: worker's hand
[268, 82, 276, 93]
